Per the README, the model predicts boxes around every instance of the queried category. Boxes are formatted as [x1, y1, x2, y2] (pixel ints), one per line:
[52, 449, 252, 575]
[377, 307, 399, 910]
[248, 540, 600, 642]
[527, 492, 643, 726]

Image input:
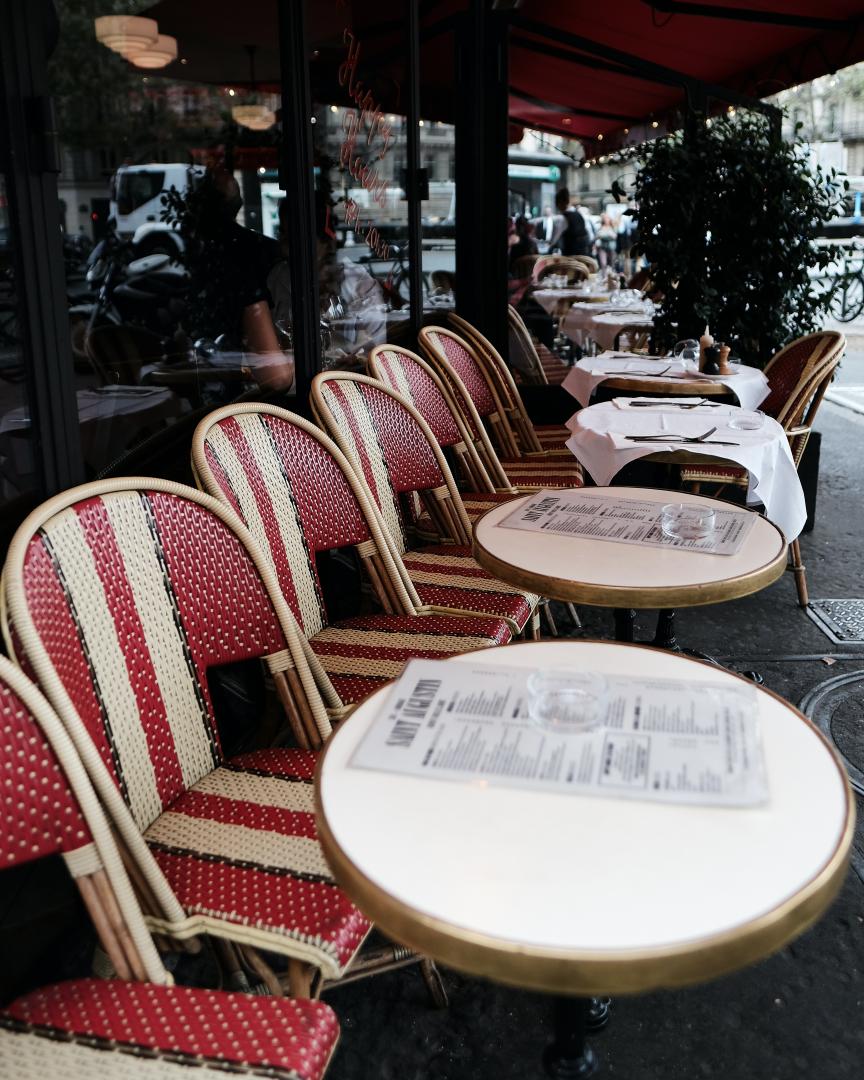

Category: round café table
[316, 641, 854, 1077]
[472, 487, 787, 647]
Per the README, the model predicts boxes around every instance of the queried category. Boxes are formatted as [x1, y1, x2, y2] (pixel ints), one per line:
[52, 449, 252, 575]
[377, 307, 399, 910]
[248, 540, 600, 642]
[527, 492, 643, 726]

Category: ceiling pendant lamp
[231, 44, 275, 131]
[231, 104, 277, 131]
[131, 34, 178, 70]
[94, 15, 158, 57]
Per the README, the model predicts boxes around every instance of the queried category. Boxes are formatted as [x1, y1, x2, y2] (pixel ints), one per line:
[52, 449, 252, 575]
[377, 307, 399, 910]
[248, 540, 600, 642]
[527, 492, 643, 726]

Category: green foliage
[633, 112, 844, 366]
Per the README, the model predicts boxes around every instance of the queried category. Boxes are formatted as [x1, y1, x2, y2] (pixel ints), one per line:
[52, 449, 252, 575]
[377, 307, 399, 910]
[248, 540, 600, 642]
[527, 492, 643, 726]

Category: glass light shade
[232, 104, 276, 131]
[131, 35, 178, 69]
[94, 15, 158, 56]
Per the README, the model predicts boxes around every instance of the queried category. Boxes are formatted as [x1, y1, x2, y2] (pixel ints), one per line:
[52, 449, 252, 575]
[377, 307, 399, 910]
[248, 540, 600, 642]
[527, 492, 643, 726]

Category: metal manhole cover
[800, 670, 864, 795]
[806, 599, 864, 644]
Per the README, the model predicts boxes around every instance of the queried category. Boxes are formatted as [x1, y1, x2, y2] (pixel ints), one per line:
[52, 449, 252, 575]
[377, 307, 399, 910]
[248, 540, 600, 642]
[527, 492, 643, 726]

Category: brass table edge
[314, 646, 855, 997]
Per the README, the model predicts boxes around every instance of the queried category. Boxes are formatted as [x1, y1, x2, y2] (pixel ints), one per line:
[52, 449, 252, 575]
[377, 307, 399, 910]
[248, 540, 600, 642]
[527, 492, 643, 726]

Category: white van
[110, 163, 205, 255]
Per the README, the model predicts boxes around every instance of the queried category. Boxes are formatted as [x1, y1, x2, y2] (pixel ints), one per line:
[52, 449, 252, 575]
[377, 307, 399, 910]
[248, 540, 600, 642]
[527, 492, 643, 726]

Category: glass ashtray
[525, 671, 608, 733]
[729, 411, 765, 431]
[660, 503, 716, 541]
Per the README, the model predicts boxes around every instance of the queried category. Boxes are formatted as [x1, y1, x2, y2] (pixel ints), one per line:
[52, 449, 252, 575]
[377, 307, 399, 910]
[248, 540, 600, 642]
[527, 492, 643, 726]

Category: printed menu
[498, 490, 756, 556]
[350, 659, 769, 807]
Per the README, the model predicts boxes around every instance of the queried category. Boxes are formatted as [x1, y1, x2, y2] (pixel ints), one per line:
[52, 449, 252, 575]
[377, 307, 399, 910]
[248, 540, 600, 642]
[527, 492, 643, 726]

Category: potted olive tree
[632, 112, 844, 366]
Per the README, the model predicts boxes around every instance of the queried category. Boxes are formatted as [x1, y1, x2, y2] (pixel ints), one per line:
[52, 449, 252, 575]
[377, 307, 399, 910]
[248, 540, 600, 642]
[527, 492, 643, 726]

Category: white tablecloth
[0, 386, 184, 478]
[532, 287, 613, 317]
[560, 301, 647, 348]
[565, 399, 806, 540]
[562, 352, 771, 411]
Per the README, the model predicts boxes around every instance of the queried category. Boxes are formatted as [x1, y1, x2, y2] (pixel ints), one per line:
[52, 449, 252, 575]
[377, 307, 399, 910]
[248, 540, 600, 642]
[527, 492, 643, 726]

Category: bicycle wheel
[829, 274, 864, 322]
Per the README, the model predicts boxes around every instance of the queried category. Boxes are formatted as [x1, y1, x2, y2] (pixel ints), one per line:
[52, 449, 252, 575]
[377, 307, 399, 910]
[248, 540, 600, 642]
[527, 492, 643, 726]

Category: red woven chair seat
[309, 611, 512, 702]
[402, 546, 537, 629]
[144, 746, 370, 976]
[413, 492, 514, 538]
[533, 423, 572, 447]
[499, 459, 584, 489]
[1, 978, 339, 1080]
[679, 462, 747, 485]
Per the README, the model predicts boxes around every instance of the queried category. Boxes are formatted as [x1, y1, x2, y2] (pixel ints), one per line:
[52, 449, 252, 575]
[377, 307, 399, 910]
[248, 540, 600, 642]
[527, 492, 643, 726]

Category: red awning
[144, 0, 864, 148]
[508, 1, 864, 147]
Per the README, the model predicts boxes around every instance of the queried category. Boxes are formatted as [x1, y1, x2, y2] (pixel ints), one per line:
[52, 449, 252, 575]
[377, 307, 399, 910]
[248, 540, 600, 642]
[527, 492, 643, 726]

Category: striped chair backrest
[0, 659, 92, 865]
[6, 486, 290, 831]
[194, 407, 376, 637]
[419, 327, 498, 427]
[369, 346, 466, 449]
[311, 373, 450, 554]
[761, 332, 844, 421]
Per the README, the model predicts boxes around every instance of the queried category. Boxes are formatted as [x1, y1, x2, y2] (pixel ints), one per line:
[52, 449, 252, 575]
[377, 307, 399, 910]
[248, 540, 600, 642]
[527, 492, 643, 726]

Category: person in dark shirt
[181, 166, 293, 390]
[553, 187, 590, 257]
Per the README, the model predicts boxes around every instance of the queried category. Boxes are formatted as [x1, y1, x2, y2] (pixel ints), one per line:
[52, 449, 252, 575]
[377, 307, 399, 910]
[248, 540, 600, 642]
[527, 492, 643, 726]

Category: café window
[49, 0, 292, 481]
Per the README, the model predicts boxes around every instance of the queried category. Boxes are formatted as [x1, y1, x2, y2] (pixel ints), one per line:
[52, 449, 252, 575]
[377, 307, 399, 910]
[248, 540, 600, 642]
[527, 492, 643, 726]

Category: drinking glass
[729, 411, 765, 430]
[673, 338, 700, 365]
[526, 671, 608, 733]
[660, 503, 716, 541]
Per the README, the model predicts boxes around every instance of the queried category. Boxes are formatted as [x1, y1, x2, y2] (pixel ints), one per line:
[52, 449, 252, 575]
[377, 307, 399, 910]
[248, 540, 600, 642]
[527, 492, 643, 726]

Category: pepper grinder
[717, 343, 731, 376]
[698, 325, 714, 373]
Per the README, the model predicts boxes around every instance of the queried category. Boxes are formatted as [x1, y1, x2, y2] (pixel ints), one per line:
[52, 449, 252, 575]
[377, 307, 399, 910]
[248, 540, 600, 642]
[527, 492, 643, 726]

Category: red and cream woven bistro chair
[192, 404, 513, 703]
[365, 351, 577, 635]
[0, 656, 339, 1080]
[681, 332, 845, 607]
[535, 257, 589, 285]
[368, 344, 519, 523]
[452, 311, 573, 448]
[310, 371, 541, 638]
[418, 325, 582, 490]
[506, 305, 570, 387]
[1, 478, 375, 996]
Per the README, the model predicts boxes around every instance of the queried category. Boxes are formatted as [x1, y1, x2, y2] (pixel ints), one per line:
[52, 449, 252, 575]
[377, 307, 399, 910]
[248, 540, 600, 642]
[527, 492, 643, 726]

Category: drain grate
[806, 599, 864, 644]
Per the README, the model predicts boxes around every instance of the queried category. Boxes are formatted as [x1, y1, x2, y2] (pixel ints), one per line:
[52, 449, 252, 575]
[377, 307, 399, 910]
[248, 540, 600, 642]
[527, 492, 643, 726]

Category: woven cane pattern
[202, 418, 327, 635]
[402, 548, 537, 628]
[1, 979, 339, 1080]
[0, 677, 92, 864]
[414, 493, 519, 538]
[498, 460, 584, 489]
[15, 485, 369, 976]
[309, 612, 509, 703]
[761, 337, 823, 419]
[374, 349, 463, 446]
[144, 746, 369, 971]
[426, 330, 497, 416]
[316, 380, 407, 550]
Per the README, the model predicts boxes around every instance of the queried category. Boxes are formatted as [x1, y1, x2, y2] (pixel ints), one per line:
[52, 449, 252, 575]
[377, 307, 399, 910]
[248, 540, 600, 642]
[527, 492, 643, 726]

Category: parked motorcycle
[68, 233, 189, 365]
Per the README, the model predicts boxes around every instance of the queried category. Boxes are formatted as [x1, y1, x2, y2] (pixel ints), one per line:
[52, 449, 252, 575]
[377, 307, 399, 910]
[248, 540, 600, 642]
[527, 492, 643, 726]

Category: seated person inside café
[267, 196, 387, 366]
[181, 165, 294, 392]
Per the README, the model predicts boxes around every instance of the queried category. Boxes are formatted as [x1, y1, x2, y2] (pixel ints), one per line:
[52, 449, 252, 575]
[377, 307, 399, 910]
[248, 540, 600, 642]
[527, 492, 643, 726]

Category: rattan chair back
[535, 257, 589, 285]
[0, 480, 374, 983]
[418, 325, 520, 486]
[0, 656, 166, 984]
[192, 404, 417, 631]
[506, 306, 549, 386]
[311, 370, 475, 554]
[368, 344, 497, 493]
[448, 312, 547, 455]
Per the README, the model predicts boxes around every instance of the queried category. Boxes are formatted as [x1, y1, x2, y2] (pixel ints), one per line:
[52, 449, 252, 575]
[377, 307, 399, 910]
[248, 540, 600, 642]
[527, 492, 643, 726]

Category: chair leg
[790, 538, 809, 607]
[529, 611, 541, 640]
[419, 958, 449, 1008]
[541, 600, 559, 637]
[565, 602, 581, 629]
[287, 958, 313, 999]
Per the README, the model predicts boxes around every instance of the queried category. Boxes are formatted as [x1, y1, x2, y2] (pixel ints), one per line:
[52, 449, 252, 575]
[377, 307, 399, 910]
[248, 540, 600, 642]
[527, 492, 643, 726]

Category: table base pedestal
[543, 997, 599, 1078]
